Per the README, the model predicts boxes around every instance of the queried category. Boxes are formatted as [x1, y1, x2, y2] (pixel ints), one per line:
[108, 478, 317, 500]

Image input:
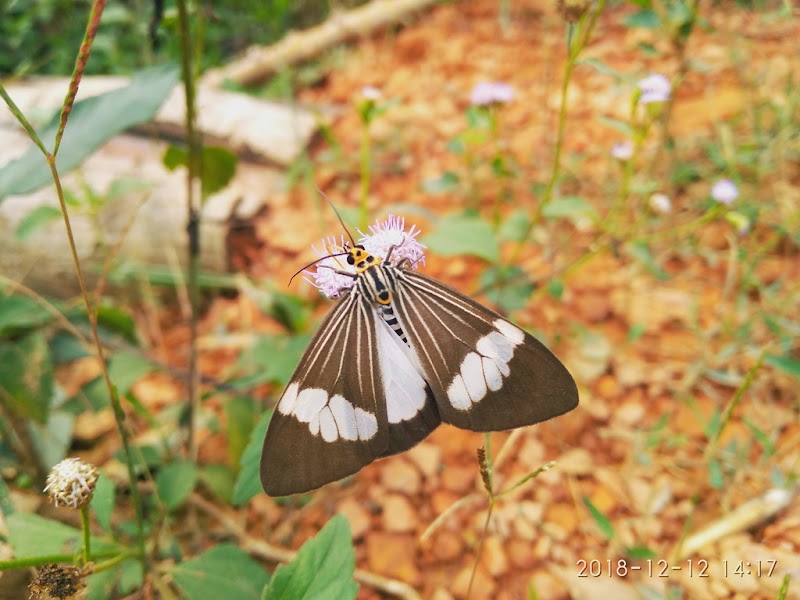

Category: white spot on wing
[447, 320, 525, 410]
[461, 352, 487, 402]
[329, 394, 358, 441]
[318, 407, 337, 442]
[447, 374, 471, 410]
[294, 388, 327, 422]
[494, 319, 524, 345]
[482, 357, 503, 391]
[277, 382, 299, 415]
[280, 387, 378, 442]
[355, 407, 378, 439]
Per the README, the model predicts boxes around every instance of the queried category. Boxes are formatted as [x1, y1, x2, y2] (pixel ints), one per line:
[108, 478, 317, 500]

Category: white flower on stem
[611, 141, 634, 161]
[637, 73, 671, 104]
[711, 178, 739, 205]
[470, 82, 515, 106]
[44, 457, 99, 509]
[648, 193, 672, 214]
[361, 86, 382, 101]
[306, 215, 426, 299]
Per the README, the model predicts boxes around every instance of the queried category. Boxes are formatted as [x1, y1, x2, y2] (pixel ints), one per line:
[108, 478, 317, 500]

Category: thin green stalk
[174, 0, 202, 462]
[359, 124, 371, 230]
[511, 0, 606, 262]
[0, 549, 120, 570]
[48, 162, 146, 564]
[0, 86, 48, 155]
[80, 506, 91, 566]
[704, 350, 767, 461]
[0, 0, 148, 568]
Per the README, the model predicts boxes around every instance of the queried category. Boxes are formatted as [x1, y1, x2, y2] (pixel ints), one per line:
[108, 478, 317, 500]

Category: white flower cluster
[44, 457, 99, 509]
[307, 215, 426, 299]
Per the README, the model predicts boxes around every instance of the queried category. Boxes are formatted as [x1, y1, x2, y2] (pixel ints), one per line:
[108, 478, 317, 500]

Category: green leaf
[163, 145, 238, 196]
[64, 375, 107, 412]
[199, 464, 236, 502]
[577, 58, 624, 81]
[238, 334, 310, 389]
[6, 512, 82, 558]
[156, 460, 198, 511]
[86, 568, 119, 600]
[541, 196, 598, 224]
[108, 352, 155, 396]
[0, 477, 15, 517]
[0, 295, 53, 336]
[95, 303, 138, 342]
[227, 396, 258, 468]
[15, 205, 62, 240]
[119, 560, 143, 594]
[91, 471, 115, 532]
[0, 331, 53, 422]
[232, 411, 271, 505]
[0, 65, 179, 200]
[263, 515, 357, 600]
[29, 409, 75, 473]
[50, 332, 91, 364]
[423, 215, 499, 262]
[708, 458, 724, 489]
[270, 292, 311, 332]
[765, 354, 800, 378]
[582, 497, 616, 540]
[480, 266, 534, 312]
[172, 544, 269, 600]
[624, 240, 668, 281]
[547, 279, 565, 300]
[624, 545, 657, 560]
[496, 210, 530, 243]
[624, 9, 660, 29]
[420, 172, 460, 195]
[596, 115, 634, 137]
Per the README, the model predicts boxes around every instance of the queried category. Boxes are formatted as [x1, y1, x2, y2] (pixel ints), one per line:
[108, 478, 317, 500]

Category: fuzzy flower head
[306, 215, 426, 299]
[28, 564, 85, 600]
[711, 178, 739, 205]
[611, 141, 634, 161]
[649, 193, 672, 214]
[359, 214, 426, 268]
[637, 73, 671, 104]
[470, 82, 515, 106]
[44, 457, 99, 509]
[361, 86, 382, 101]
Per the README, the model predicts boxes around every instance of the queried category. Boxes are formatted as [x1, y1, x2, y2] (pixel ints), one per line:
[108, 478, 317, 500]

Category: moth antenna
[316, 187, 358, 248]
[288, 251, 350, 286]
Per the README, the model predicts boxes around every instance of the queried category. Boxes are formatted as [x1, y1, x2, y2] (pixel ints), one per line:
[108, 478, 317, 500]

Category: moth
[260, 215, 578, 496]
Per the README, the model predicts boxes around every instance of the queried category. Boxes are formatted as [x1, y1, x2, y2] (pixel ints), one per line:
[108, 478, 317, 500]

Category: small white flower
[361, 86, 382, 101]
[611, 141, 634, 161]
[637, 73, 671, 104]
[306, 216, 426, 299]
[44, 457, 99, 509]
[649, 193, 672, 214]
[711, 178, 739, 205]
[470, 82, 515, 106]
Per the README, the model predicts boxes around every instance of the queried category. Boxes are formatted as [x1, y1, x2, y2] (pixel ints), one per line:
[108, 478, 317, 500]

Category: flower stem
[359, 124, 371, 230]
[81, 506, 91, 566]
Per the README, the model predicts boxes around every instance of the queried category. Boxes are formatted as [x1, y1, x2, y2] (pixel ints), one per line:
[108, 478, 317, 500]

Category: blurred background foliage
[0, 0, 369, 76]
